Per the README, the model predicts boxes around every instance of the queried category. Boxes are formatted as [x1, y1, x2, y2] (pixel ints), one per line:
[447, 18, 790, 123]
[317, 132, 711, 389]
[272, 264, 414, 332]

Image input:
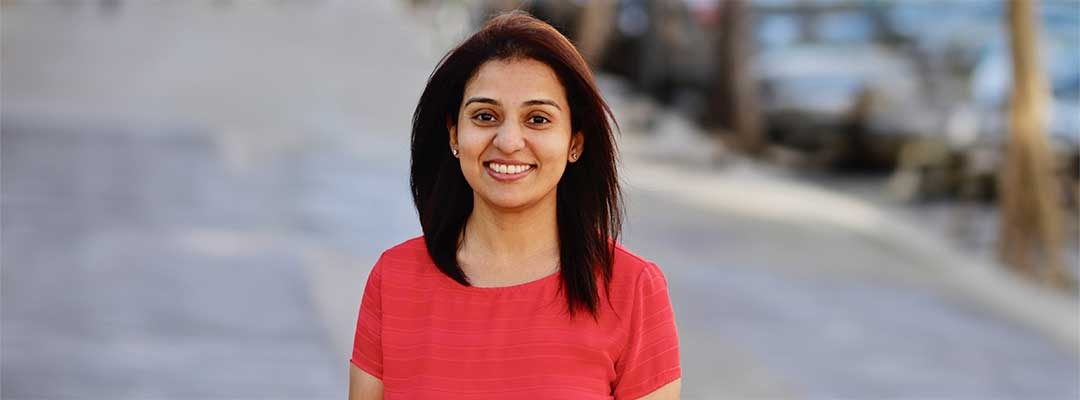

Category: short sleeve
[350, 256, 384, 379]
[612, 262, 681, 399]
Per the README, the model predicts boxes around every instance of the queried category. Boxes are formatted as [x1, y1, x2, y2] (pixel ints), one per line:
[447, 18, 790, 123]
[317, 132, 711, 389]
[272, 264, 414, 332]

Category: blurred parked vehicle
[749, 0, 935, 170]
[885, 0, 1079, 204]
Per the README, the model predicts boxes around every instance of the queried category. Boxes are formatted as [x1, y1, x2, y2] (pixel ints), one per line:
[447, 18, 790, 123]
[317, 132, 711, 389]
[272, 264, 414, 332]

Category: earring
[452, 148, 459, 157]
[570, 152, 577, 161]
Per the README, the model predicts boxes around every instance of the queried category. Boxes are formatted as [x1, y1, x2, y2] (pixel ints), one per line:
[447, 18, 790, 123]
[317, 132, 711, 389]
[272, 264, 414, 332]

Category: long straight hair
[410, 12, 622, 319]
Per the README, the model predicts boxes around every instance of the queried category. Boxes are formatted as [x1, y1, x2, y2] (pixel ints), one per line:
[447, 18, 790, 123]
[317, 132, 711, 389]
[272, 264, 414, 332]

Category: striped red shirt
[351, 236, 681, 399]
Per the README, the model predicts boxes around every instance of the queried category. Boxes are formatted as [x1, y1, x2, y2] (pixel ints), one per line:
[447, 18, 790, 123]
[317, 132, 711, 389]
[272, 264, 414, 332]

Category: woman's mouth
[485, 161, 535, 182]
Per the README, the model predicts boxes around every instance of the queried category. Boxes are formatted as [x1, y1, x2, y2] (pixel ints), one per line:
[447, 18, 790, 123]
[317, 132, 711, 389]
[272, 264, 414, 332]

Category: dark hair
[410, 11, 622, 319]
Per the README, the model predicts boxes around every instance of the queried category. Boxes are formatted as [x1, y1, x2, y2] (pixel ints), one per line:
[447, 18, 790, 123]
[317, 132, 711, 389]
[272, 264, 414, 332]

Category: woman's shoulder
[372, 235, 435, 275]
[380, 235, 428, 257]
[610, 242, 668, 289]
[604, 243, 673, 318]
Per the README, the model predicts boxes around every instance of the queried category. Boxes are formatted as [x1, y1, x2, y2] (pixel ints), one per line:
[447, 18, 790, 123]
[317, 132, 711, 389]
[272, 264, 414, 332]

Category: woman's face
[449, 58, 583, 211]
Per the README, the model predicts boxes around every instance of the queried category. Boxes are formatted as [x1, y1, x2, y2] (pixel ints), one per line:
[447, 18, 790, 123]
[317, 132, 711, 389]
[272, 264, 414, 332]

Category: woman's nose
[492, 122, 525, 153]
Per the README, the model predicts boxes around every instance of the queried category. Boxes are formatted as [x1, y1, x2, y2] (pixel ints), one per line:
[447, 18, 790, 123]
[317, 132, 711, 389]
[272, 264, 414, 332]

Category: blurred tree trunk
[999, 0, 1069, 287]
[710, 0, 765, 156]
[575, 0, 615, 69]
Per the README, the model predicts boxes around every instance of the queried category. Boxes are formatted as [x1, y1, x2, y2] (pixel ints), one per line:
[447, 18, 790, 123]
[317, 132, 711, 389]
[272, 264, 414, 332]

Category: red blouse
[351, 237, 681, 399]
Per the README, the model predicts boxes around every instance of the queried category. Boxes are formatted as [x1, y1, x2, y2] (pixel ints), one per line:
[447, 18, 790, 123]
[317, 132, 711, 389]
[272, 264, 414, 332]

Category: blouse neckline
[440, 267, 562, 293]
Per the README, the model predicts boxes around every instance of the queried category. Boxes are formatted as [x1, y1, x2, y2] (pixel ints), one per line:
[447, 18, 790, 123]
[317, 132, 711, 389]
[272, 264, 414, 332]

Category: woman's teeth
[488, 162, 532, 174]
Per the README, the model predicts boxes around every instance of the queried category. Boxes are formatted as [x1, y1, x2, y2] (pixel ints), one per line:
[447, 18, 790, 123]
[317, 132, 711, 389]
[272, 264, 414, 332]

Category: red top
[351, 236, 681, 399]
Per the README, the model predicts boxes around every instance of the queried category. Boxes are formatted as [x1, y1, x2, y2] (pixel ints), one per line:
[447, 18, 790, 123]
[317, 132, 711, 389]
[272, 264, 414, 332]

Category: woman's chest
[379, 284, 623, 398]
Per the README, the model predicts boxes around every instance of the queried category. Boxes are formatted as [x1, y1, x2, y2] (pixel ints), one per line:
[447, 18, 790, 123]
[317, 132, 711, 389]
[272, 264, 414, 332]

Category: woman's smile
[484, 160, 536, 182]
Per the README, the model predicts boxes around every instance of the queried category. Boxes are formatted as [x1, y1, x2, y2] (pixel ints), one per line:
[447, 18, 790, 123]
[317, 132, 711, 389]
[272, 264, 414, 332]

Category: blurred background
[2, 0, 1078, 399]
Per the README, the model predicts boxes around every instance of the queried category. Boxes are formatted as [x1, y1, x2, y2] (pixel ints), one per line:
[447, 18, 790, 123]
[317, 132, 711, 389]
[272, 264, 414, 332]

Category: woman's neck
[460, 195, 560, 276]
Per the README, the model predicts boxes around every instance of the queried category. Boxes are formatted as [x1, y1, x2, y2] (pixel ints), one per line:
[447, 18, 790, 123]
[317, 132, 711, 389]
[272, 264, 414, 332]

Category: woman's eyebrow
[523, 99, 561, 110]
[464, 97, 499, 107]
[465, 97, 561, 111]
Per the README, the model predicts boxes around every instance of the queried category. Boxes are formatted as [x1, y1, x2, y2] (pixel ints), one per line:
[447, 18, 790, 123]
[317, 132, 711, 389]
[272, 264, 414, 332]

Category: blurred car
[749, 1, 937, 170]
[885, 0, 1080, 202]
[888, 0, 1079, 148]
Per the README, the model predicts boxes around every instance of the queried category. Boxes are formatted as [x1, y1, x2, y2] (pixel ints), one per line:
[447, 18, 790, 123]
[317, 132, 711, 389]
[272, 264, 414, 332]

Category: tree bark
[710, 0, 765, 156]
[575, 0, 615, 69]
[999, 0, 1069, 287]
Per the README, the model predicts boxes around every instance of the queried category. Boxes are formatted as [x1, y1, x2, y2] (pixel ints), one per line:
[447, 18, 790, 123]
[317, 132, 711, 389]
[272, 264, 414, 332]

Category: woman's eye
[473, 113, 496, 122]
[528, 115, 550, 124]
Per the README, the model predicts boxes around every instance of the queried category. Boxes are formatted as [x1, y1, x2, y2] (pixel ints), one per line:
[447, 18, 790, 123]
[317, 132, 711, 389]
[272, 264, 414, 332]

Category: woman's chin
[481, 197, 532, 211]
[477, 190, 548, 212]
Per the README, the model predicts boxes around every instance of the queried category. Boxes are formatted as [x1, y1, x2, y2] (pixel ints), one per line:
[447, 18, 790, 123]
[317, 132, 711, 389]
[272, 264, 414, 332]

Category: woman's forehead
[462, 58, 568, 107]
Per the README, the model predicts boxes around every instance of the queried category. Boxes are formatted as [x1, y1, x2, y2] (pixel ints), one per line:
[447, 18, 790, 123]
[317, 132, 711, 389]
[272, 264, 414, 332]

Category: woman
[349, 12, 681, 400]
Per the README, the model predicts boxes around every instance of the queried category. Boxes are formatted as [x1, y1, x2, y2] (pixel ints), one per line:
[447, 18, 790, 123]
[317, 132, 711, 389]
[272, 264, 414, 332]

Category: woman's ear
[569, 131, 584, 163]
[447, 115, 459, 157]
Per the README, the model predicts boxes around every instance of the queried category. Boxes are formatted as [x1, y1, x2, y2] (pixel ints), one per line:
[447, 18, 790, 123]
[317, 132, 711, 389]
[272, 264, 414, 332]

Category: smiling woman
[349, 11, 681, 400]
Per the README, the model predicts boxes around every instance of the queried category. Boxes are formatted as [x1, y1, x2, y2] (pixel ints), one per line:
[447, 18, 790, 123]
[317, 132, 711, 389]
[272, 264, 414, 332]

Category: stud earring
[452, 148, 459, 157]
[570, 152, 577, 161]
